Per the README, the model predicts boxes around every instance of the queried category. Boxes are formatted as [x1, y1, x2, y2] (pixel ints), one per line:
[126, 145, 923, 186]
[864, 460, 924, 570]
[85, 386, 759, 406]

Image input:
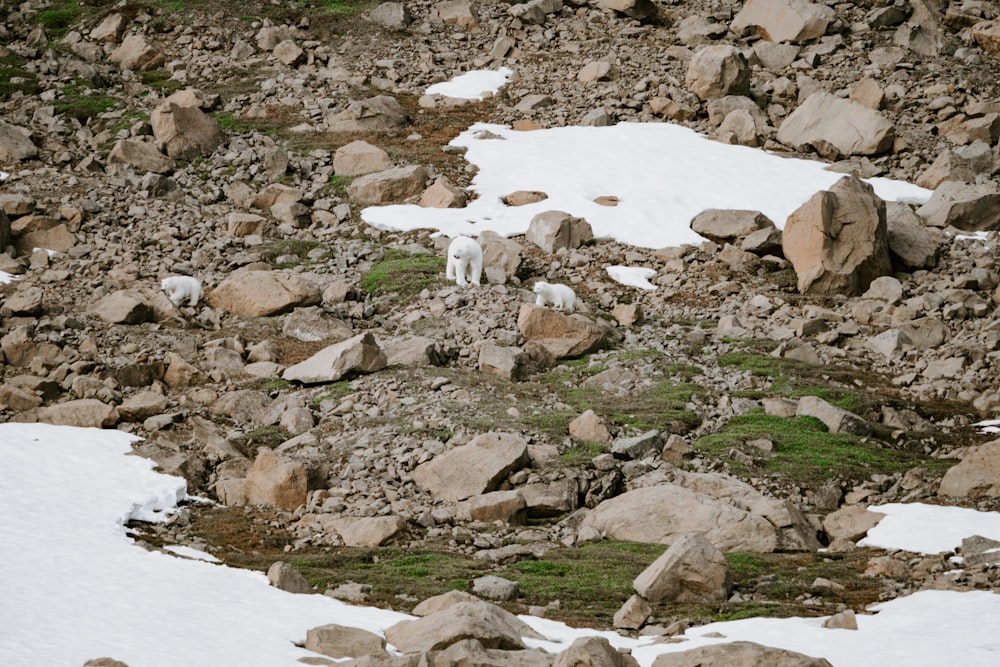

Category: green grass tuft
[258, 239, 327, 268]
[360, 249, 446, 298]
[39, 5, 82, 37]
[694, 410, 939, 484]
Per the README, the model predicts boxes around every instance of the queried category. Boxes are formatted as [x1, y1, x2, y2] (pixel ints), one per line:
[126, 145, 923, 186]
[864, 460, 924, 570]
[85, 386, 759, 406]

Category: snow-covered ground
[2, 72, 995, 667]
[362, 71, 931, 257]
[3, 422, 1000, 667]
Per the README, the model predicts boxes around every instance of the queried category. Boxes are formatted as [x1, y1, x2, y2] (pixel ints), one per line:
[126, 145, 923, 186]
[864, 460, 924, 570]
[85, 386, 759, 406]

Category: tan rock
[554, 636, 640, 667]
[282, 332, 387, 384]
[208, 270, 320, 317]
[0, 120, 37, 163]
[14, 223, 76, 254]
[651, 641, 833, 667]
[267, 561, 312, 594]
[420, 178, 467, 208]
[822, 505, 885, 543]
[38, 399, 119, 428]
[150, 102, 223, 160]
[244, 448, 309, 511]
[602, 0, 657, 22]
[346, 165, 429, 205]
[338, 516, 407, 547]
[503, 190, 548, 206]
[938, 439, 1000, 498]
[384, 600, 541, 653]
[732, 0, 835, 43]
[456, 490, 527, 524]
[636, 532, 732, 603]
[584, 484, 780, 552]
[109, 34, 165, 71]
[108, 139, 175, 174]
[90, 290, 155, 325]
[411, 432, 530, 502]
[525, 210, 593, 253]
[305, 624, 387, 660]
[690, 209, 775, 244]
[326, 96, 409, 132]
[333, 140, 392, 176]
[612, 594, 651, 630]
[915, 181, 1000, 231]
[569, 409, 612, 444]
[163, 352, 205, 388]
[782, 176, 892, 296]
[685, 45, 751, 101]
[517, 304, 611, 359]
[430, 0, 481, 31]
[777, 93, 895, 158]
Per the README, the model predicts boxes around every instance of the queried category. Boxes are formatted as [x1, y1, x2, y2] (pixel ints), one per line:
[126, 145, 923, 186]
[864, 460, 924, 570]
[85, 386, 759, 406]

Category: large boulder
[384, 600, 543, 652]
[305, 624, 388, 660]
[434, 639, 554, 667]
[150, 102, 223, 160]
[633, 532, 732, 603]
[326, 96, 408, 132]
[782, 176, 891, 296]
[886, 202, 940, 270]
[517, 304, 611, 359]
[602, 0, 657, 22]
[109, 34, 165, 71]
[208, 270, 321, 317]
[411, 432, 529, 502]
[651, 641, 833, 667]
[685, 45, 751, 101]
[822, 505, 886, 542]
[267, 561, 312, 594]
[915, 181, 1000, 231]
[38, 399, 118, 428]
[244, 448, 309, 511]
[938, 439, 1000, 498]
[525, 211, 593, 253]
[732, 0, 835, 43]
[346, 165, 429, 205]
[554, 636, 640, 667]
[776, 92, 895, 158]
[338, 515, 408, 547]
[282, 332, 387, 384]
[672, 470, 820, 551]
[90, 290, 155, 325]
[107, 139, 175, 174]
[333, 140, 393, 176]
[583, 485, 780, 552]
[690, 209, 776, 245]
[0, 120, 38, 163]
[972, 20, 1000, 58]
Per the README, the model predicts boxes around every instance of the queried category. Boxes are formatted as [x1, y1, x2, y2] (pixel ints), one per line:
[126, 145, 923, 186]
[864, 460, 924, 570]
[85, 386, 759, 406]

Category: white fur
[161, 276, 203, 307]
[445, 236, 483, 287]
[533, 281, 577, 313]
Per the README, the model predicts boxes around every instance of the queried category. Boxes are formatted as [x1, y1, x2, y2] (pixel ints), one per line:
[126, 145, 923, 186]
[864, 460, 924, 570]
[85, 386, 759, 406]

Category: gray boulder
[411, 432, 529, 501]
[782, 176, 891, 296]
[283, 332, 387, 384]
[634, 532, 732, 603]
[777, 92, 895, 158]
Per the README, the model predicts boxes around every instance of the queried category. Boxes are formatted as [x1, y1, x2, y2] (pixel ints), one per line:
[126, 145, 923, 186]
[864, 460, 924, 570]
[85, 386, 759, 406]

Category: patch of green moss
[53, 88, 116, 122]
[38, 4, 82, 37]
[0, 55, 41, 99]
[694, 410, 936, 484]
[229, 425, 293, 459]
[558, 440, 607, 466]
[360, 249, 446, 299]
[258, 239, 328, 268]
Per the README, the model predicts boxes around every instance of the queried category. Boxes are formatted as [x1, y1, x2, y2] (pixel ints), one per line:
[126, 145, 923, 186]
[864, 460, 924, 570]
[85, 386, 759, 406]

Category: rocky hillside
[4, 0, 1000, 662]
